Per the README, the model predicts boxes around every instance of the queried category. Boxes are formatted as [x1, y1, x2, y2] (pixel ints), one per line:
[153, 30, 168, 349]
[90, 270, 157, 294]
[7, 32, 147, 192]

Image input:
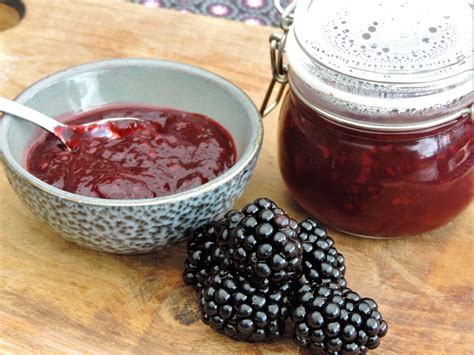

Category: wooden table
[1, 1, 472, 353]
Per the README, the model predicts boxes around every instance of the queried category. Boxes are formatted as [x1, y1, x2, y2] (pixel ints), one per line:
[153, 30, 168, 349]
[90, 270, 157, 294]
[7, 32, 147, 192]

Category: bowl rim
[1, 58, 263, 207]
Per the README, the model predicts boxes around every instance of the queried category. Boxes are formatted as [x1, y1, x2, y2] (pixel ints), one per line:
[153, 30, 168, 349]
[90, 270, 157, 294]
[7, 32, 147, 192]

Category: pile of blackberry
[183, 198, 388, 353]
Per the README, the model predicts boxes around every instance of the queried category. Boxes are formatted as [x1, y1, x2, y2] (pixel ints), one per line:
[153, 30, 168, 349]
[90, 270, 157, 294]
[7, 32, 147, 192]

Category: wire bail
[260, 1, 297, 117]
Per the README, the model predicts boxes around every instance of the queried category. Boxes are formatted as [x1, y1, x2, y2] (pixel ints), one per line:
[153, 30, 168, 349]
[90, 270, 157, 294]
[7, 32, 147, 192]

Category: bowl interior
[3, 59, 261, 198]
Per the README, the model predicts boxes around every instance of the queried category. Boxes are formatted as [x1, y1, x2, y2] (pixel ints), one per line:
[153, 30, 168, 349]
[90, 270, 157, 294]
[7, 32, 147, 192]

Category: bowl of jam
[0, 58, 263, 253]
[262, 0, 473, 237]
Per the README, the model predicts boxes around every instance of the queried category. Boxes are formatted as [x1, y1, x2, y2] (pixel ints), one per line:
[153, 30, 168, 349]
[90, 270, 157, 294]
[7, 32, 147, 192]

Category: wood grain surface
[0, 1, 473, 354]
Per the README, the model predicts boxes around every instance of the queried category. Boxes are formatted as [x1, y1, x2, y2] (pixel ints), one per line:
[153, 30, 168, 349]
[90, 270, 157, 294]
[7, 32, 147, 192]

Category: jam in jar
[263, 0, 473, 237]
[279, 92, 473, 237]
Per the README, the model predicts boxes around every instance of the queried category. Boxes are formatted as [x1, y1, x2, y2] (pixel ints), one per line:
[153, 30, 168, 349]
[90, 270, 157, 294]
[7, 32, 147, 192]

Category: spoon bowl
[0, 97, 142, 150]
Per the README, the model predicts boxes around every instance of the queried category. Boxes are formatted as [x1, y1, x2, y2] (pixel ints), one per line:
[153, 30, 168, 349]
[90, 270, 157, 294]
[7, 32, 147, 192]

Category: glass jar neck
[286, 28, 473, 132]
[287, 91, 471, 139]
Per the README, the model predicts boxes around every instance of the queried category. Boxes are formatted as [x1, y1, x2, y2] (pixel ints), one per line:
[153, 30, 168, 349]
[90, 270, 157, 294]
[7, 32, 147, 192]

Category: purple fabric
[132, 0, 294, 26]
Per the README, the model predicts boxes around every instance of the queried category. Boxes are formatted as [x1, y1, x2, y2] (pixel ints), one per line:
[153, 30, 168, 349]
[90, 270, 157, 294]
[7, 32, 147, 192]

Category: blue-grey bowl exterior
[0, 59, 263, 254]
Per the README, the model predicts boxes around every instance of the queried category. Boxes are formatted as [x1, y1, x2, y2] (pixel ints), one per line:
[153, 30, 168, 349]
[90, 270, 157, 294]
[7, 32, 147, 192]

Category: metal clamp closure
[260, 1, 297, 117]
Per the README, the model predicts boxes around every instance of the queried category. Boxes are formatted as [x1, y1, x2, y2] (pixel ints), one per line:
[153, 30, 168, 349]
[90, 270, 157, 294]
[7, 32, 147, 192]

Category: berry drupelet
[298, 218, 347, 289]
[214, 209, 246, 247]
[199, 269, 291, 342]
[183, 210, 244, 290]
[218, 198, 303, 287]
[291, 283, 388, 354]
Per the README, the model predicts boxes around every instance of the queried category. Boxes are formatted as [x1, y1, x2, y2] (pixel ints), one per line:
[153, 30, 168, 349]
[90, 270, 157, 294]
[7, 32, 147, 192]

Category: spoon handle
[0, 97, 65, 136]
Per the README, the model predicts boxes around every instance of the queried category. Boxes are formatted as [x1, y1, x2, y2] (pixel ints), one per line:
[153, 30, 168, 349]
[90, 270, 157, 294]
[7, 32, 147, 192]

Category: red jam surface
[27, 105, 236, 199]
[279, 93, 473, 237]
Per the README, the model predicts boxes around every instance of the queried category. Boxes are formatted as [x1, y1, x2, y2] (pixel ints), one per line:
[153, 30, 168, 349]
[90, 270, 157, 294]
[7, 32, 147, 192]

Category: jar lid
[286, 0, 473, 130]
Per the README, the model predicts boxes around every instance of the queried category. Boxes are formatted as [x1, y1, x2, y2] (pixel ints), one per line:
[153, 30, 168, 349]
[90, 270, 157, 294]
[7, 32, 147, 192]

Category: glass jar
[262, 0, 473, 237]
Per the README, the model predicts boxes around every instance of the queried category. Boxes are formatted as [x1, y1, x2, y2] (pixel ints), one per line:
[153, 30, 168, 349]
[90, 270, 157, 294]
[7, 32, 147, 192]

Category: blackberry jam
[279, 93, 473, 237]
[262, 0, 473, 237]
[27, 105, 236, 200]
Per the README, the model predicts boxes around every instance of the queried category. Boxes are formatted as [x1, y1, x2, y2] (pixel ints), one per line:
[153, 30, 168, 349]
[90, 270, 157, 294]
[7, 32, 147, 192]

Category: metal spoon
[0, 97, 143, 150]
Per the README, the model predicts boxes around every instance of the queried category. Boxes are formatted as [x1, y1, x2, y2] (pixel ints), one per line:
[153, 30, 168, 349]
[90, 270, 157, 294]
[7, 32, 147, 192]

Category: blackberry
[183, 223, 225, 290]
[183, 211, 243, 290]
[298, 218, 347, 288]
[218, 198, 303, 287]
[291, 284, 388, 354]
[199, 269, 291, 342]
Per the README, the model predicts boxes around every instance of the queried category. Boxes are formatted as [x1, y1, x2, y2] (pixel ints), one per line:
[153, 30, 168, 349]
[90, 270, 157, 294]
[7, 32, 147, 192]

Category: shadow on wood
[0, 0, 25, 31]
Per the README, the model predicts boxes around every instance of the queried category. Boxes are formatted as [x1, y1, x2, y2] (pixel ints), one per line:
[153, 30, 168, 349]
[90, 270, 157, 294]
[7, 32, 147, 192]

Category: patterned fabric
[131, 0, 294, 26]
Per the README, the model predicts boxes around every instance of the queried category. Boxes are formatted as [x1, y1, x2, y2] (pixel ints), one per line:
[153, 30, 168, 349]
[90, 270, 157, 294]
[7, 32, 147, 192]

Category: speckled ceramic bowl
[0, 59, 262, 254]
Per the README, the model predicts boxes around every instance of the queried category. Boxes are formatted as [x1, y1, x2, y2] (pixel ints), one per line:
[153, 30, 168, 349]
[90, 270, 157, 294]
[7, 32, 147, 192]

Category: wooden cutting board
[0, 0, 472, 353]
